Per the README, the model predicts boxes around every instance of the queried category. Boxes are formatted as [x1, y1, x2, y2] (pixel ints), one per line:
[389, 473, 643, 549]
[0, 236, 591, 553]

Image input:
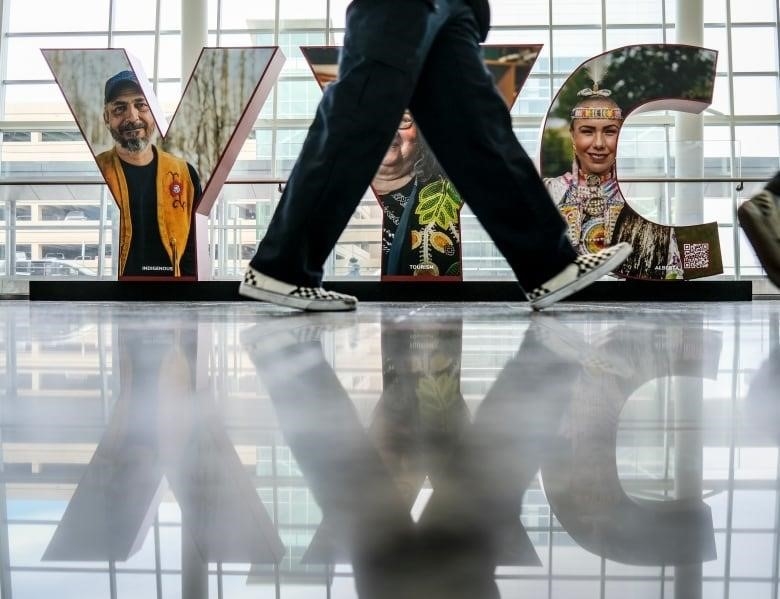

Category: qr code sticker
[683, 243, 709, 269]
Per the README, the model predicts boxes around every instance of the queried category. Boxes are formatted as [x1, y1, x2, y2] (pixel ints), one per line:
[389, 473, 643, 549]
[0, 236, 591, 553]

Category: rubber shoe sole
[239, 267, 358, 312]
[528, 242, 632, 310]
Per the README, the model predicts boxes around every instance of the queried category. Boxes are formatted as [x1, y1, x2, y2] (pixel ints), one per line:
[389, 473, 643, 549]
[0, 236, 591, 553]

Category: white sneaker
[239, 266, 358, 312]
[526, 243, 632, 311]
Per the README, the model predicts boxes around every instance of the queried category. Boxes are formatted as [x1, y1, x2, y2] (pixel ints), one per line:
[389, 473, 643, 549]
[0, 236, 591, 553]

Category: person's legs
[408, 9, 572, 290]
[738, 172, 780, 288]
[407, 0, 629, 305]
[242, 0, 446, 311]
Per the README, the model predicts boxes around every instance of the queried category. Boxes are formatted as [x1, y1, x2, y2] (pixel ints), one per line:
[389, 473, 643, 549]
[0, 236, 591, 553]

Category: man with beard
[96, 70, 201, 278]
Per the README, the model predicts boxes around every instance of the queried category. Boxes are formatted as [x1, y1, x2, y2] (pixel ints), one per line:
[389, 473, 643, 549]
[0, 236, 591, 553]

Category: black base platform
[28, 280, 753, 302]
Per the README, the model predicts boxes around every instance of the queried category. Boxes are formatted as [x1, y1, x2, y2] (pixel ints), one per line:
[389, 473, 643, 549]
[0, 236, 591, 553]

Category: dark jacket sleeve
[419, 0, 490, 42]
[465, 0, 491, 41]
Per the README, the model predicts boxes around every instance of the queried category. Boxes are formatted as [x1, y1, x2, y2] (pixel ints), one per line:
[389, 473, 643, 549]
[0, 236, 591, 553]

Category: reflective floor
[1, 299, 779, 599]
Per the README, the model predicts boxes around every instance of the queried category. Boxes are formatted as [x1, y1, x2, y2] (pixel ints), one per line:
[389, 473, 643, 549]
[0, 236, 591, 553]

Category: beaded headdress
[570, 60, 623, 121]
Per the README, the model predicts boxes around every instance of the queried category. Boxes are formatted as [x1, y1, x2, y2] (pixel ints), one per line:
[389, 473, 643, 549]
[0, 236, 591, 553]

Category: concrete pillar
[674, 0, 705, 225]
[182, 524, 209, 599]
[181, 0, 208, 88]
[673, 376, 704, 599]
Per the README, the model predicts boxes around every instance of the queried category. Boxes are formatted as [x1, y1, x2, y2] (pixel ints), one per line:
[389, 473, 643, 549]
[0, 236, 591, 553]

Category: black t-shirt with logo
[120, 148, 200, 277]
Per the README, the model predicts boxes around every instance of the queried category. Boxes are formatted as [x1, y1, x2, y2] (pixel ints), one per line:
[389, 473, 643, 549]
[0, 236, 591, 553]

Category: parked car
[13, 259, 96, 277]
[63, 210, 88, 221]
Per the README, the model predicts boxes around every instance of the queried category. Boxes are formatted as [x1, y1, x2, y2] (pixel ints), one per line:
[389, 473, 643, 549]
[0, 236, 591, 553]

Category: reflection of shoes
[527, 243, 632, 311]
[240, 312, 359, 352]
[528, 316, 633, 376]
[738, 190, 780, 288]
[241, 322, 319, 382]
[240, 314, 358, 380]
[239, 266, 358, 311]
[240, 321, 311, 366]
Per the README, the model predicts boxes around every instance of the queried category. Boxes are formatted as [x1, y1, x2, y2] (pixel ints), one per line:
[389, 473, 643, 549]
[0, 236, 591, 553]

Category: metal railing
[0, 175, 775, 284]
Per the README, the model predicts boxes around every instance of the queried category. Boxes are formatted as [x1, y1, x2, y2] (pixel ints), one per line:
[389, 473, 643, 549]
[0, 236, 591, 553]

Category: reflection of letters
[245, 315, 684, 596]
[243, 313, 721, 595]
[744, 315, 780, 445]
[43, 321, 284, 566]
[242, 316, 564, 597]
[540, 322, 721, 565]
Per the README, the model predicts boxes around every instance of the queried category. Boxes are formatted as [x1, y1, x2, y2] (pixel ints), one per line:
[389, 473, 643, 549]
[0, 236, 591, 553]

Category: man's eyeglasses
[398, 114, 414, 130]
[109, 100, 151, 118]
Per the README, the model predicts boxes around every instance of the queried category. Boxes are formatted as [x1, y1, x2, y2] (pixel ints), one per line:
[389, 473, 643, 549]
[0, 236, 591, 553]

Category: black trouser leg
[250, 0, 439, 286]
[408, 4, 576, 291]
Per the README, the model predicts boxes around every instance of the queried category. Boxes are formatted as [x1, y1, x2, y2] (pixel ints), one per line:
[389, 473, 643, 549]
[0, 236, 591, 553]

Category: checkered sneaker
[527, 242, 632, 311]
[239, 267, 358, 311]
[737, 190, 780, 288]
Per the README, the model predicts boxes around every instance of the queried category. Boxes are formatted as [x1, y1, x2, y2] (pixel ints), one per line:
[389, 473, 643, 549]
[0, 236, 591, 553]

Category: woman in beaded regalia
[544, 86, 625, 256]
[544, 83, 684, 279]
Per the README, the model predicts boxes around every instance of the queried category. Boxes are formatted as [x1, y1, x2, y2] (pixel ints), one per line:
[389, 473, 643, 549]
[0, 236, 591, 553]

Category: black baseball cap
[104, 70, 143, 103]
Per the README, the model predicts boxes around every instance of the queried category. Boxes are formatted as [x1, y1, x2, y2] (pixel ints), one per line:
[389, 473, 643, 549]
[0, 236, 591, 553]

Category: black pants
[250, 0, 577, 292]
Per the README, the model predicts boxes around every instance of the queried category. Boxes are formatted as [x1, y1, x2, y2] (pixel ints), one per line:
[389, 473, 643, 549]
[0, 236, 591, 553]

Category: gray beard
[110, 127, 151, 154]
[121, 137, 149, 153]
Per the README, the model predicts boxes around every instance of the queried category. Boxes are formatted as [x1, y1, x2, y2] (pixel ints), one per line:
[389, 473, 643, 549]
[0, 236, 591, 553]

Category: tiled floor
[1, 299, 779, 598]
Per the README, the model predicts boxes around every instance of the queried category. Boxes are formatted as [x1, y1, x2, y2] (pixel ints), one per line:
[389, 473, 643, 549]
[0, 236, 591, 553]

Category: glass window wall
[0, 0, 778, 281]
